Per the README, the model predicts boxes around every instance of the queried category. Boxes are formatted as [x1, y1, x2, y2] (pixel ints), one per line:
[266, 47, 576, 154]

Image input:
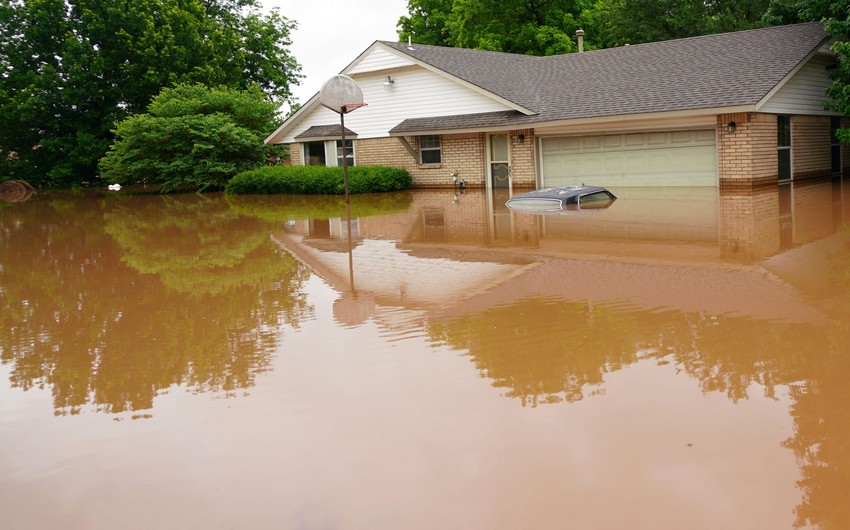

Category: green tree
[397, 0, 774, 52]
[762, 1, 850, 140]
[98, 83, 283, 191]
[0, 0, 301, 187]
[398, 0, 586, 54]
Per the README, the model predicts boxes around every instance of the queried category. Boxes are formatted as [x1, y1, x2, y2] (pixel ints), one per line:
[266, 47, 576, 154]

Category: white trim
[486, 133, 511, 190]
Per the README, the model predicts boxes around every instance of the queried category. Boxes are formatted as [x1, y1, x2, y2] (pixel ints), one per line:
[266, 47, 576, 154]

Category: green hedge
[225, 165, 412, 194]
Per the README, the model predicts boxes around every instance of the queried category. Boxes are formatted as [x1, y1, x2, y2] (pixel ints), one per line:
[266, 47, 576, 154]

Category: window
[420, 135, 441, 164]
[832, 116, 842, 173]
[777, 115, 791, 181]
[304, 141, 326, 166]
[336, 139, 354, 167]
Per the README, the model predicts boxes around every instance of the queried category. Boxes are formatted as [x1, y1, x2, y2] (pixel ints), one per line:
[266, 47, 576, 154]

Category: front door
[489, 134, 510, 188]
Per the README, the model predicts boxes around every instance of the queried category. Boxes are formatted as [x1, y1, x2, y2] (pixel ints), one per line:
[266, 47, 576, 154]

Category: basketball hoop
[319, 75, 367, 203]
[320, 75, 367, 115]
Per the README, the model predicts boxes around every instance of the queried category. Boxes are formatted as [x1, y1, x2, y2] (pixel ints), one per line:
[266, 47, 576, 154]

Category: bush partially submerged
[225, 165, 412, 194]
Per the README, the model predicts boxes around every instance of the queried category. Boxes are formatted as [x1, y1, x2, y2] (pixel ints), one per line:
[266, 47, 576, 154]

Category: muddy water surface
[1, 180, 849, 529]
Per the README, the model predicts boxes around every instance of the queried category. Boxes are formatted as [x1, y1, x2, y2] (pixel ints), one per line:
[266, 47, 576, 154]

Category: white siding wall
[347, 47, 414, 74]
[759, 55, 837, 115]
[279, 67, 513, 143]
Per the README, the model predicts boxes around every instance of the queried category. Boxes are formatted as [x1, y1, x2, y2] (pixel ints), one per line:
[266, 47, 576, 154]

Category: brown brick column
[717, 112, 778, 191]
[509, 129, 536, 188]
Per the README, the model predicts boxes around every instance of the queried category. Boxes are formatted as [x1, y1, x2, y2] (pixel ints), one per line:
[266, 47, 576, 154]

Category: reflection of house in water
[272, 178, 848, 331]
[720, 176, 848, 261]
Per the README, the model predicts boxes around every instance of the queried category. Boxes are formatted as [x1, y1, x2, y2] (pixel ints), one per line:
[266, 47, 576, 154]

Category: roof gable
[269, 23, 832, 143]
[381, 22, 830, 124]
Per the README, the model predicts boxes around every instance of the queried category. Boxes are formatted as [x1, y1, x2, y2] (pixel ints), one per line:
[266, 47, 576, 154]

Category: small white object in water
[107, 184, 121, 191]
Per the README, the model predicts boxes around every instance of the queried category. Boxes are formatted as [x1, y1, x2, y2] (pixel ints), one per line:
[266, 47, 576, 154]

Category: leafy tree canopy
[398, 0, 773, 53]
[762, 0, 850, 139]
[99, 83, 282, 191]
[0, 0, 301, 187]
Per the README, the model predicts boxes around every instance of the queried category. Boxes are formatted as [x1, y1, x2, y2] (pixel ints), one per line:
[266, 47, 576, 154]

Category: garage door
[541, 130, 717, 187]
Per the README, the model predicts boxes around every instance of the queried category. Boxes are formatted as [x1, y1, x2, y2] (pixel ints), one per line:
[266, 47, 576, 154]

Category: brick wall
[288, 143, 302, 166]
[285, 130, 538, 189]
[717, 112, 778, 191]
[717, 112, 837, 191]
[792, 115, 831, 180]
[346, 134, 487, 188]
[509, 129, 536, 188]
[440, 133, 487, 188]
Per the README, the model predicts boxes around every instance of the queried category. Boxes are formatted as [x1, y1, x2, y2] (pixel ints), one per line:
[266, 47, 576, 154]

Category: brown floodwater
[1, 179, 849, 529]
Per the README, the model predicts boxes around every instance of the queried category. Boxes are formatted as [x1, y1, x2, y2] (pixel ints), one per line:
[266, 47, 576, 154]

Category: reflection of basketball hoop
[319, 75, 367, 203]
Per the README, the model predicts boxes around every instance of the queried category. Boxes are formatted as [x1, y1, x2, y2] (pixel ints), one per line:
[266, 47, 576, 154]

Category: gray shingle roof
[389, 110, 525, 134]
[381, 22, 830, 132]
[294, 124, 357, 139]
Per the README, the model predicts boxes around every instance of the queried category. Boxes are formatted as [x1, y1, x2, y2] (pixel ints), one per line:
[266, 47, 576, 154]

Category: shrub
[225, 165, 412, 195]
[99, 84, 284, 192]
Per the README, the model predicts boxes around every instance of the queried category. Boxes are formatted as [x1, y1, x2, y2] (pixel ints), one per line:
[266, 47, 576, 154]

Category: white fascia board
[364, 41, 537, 117]
[264, 93, 322, 144]
[755, 36, 833, 112]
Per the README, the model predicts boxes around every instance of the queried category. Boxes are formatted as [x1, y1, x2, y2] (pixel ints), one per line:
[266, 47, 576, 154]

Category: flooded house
[266, 22, 843, 192]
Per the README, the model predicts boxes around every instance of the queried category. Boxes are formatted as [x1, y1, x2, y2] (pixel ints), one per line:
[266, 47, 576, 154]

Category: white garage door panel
[542, 130, 717, 187]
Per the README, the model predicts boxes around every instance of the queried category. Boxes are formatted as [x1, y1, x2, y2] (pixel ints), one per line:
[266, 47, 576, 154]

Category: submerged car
[505, 185, 617, 213]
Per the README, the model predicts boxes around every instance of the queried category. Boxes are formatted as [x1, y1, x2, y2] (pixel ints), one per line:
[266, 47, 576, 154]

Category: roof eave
[390, 105, 758, 136]
[265, 92, 322, 144]
[755, 34, 834, 112]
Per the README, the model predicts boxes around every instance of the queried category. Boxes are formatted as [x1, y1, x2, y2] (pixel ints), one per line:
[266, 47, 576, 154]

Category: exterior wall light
[517, 134, 525, 143]
[383, 76, 394, 87]
[727, 121, 736, 134]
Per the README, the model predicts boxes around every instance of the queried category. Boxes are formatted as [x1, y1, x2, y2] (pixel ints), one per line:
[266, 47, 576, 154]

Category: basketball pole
[340, 107, 350, 204]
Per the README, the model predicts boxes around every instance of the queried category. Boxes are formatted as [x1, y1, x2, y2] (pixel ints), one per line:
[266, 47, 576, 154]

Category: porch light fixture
[727, 121, 737, 134]
[517, 134, 525, 143]
[383, 75, 394, 87]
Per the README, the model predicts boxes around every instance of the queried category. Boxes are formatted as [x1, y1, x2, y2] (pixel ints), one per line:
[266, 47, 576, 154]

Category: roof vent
[576, 28, 585, 53]
[407, 36, 414, 50]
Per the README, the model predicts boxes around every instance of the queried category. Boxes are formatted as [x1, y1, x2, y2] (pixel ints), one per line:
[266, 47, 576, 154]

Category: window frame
[777, 115, 792, 182]
[420, 135, 442, 165]
[335, 139, 354, 167]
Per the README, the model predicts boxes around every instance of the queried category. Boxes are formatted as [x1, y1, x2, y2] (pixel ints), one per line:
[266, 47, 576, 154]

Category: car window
[578, 191, 615, 209]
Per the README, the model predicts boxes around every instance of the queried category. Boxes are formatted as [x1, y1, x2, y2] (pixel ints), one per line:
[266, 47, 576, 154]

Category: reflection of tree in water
[428, 298, 643, 406]
[0, 193, 310, 415]
[430, 290, 850, 527]
[782, 301, 850, 528]
[429, 296, 818, 405]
